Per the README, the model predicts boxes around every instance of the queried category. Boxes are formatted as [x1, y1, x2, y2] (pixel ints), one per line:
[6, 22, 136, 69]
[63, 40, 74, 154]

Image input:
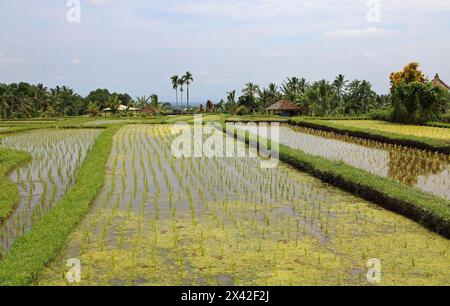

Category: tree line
[216, 75, 390, 116]
[0, 83, 135, 119]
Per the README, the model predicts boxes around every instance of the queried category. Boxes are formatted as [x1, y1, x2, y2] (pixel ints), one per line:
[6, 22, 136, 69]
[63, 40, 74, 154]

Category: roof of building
[432, 74, 450, 90]
[266, 100, 300, 111]
[141, 106, 158, 114]
[102, 105, 138, 112]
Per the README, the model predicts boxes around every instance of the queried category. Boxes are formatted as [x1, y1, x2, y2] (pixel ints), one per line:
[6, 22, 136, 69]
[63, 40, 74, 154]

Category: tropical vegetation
[389, 63, 449, 123]
[219, 75, 388, 116]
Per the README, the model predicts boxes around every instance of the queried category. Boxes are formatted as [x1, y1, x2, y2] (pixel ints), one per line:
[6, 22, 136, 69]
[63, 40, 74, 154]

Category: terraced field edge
[289, 118, 450, 154]
[0, 125, 122, 286]
[233, 130, 450, 238]
[0, 149, 32, 220]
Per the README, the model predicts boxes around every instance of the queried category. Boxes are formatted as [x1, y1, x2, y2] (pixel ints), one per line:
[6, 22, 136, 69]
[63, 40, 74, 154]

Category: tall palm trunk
[187, 84, 189, 110]
[175, 88, 178, 110]
[180, 88, 184, 111]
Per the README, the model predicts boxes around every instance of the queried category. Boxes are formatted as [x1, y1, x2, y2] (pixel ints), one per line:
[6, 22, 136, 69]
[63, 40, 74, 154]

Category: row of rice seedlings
[0, 129, 101, 252]
[276, 125, 450, 199]
[326, 120, 450, 141]
[40, 125, 450, 286]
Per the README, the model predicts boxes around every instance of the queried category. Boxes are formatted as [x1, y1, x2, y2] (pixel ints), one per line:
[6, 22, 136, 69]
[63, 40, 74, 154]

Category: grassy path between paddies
[289, 118, 450, 155]
[0, 125, 122, 286]
[0, 148, 31, 220]
[0, 118, 100, 136]
[230, 127, 450, 238]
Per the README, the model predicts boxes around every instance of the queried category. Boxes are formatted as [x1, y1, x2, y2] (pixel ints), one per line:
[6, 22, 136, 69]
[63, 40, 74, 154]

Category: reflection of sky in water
[234, 124, 449, 200]
[417, 166, 450, 200]
[278, 127, 390, 177]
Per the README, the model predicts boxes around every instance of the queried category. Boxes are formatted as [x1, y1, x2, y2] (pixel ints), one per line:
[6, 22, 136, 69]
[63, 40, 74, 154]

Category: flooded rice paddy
[325, 120, 450, 141]
[277, 125, 450, 199]
[38, 125, 450, 286]
[0, 129, 101, 252]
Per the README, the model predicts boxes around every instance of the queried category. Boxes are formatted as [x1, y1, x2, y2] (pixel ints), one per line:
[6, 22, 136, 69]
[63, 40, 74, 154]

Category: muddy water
[277, 125, 450, 199]
[0, 129, 101, 251]
[38, 125, 449, 286]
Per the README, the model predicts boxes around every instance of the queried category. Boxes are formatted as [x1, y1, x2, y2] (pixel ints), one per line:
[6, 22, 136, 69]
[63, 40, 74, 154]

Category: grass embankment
[0, 149, 31, 220]
[0, 118, 99, 136]
[230, 128, 450, 238]
[426, 122, 450, 129]
[289, 118, 450, 154]
[226, 115, 290, 123]
[0, 125, 122, 286]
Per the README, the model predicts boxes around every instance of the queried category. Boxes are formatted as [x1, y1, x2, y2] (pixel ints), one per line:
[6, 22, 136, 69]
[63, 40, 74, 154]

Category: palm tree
[150, 94, 159, 107]
[108, 96, 121, 114]
[227, 90, 236, 104]
[87, 102, 100, 117]
[183, 71, 193, 110]
[242, 83, 259, 98]
[178, 78, 185, 111]
[136, 96, 150, 109]
[333, 74, 348, 110]
[282, 77, 309, 102]
[171, 75, 179, 109]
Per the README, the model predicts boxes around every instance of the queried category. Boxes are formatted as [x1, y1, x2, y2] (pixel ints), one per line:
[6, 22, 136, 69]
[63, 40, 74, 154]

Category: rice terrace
[0, 0, 450, 293]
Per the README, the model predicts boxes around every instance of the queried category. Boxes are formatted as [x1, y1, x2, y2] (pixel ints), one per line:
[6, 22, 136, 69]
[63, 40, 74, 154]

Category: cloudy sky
[0, 0, 449, 103]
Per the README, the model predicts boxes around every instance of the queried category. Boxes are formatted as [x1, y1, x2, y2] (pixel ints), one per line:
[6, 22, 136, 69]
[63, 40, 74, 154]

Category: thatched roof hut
[432, 74, 450, 90]
[266, 100, 301, 117]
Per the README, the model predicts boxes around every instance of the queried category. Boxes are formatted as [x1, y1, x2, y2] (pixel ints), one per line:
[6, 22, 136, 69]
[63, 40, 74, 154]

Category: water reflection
[279, 126, 450, 200]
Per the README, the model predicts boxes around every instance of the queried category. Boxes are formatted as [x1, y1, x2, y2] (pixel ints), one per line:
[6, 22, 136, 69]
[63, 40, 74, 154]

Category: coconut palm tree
[108, 96, 121, 114]
[333, 74, 348, 110]
[87, 101, 100, 117]
[183, 71, 193, 110]
[242, 83, 259, 98]
[178, 78, 185, 112]
[150, 94, 159, 107]
[136, 96, 150, 109]
[171, 75, 180, 109]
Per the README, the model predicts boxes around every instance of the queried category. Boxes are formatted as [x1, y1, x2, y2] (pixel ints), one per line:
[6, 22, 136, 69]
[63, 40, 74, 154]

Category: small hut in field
[140, 106, 158, 116]
[432, 74, 450, 90]
[266, 100, 301, 117]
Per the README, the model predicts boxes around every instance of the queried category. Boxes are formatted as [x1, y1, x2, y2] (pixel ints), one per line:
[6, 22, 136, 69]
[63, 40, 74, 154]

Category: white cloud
[71, 58, 83, 65]
[160, 0, 450, 19]
[324, 27, 398, 39]
[268, 52, 282, 58]
[88, 0, 115, 5]
[0, 51, 23, 66]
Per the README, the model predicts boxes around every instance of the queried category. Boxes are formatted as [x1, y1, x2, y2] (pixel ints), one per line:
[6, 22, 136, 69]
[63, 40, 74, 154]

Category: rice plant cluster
[0, 129, 101, 253]
[37, 125, 450, 286]
[327, 120, 450, 141]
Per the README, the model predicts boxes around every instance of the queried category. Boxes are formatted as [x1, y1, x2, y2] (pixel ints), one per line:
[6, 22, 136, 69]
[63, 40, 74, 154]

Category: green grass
[0, 149, 31, 219]
[231, 128, 450, 238]
[0, 125, 122, 286]
[0, 118, 99, 136]
[289, 118, 450, 154]
[226, 115, 290, 123]
[426, 122, 450, 129]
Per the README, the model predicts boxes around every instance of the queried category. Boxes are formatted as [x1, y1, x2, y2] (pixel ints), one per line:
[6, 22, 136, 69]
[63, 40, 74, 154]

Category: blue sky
[0, 0, 449, 104]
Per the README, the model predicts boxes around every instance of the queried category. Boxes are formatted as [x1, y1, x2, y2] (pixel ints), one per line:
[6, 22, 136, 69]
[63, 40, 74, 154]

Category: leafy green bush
[391, 81, 448, 124]
[369, 108, 393, 121]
